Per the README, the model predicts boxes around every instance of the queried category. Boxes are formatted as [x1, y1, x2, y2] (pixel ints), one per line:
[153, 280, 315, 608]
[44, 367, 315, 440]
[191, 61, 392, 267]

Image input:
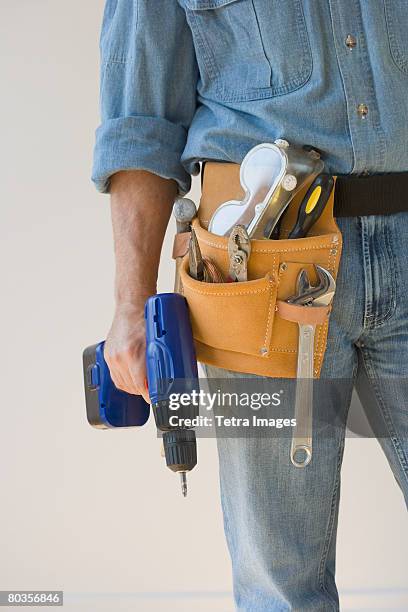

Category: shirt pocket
[384, 0, 408, 75]
[181, 0, 312, 102]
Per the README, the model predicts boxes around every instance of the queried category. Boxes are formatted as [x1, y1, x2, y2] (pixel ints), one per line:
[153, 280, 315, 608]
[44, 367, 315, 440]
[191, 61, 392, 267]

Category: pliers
[228, 225, 251, 282]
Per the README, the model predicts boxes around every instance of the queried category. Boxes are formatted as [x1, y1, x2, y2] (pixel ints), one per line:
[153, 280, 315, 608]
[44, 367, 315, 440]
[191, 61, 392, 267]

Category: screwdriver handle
[288, 174, 334, 239]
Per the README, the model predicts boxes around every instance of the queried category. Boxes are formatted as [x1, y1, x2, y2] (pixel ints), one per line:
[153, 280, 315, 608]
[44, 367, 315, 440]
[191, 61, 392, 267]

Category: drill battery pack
[83, 341, 150, 429]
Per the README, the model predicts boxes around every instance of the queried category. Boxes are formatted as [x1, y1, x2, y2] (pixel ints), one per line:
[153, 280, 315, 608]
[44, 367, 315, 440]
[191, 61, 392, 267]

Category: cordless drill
[83, 293, 199, 496]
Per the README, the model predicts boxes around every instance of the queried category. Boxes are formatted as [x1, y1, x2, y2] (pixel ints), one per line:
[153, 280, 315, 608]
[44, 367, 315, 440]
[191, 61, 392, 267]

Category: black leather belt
[334, 172, 408, 217]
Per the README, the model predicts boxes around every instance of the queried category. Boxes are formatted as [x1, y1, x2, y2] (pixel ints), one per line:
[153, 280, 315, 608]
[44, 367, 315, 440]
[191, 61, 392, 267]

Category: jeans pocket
[384, 0, 408, 74]
[182, 0, 312, 102]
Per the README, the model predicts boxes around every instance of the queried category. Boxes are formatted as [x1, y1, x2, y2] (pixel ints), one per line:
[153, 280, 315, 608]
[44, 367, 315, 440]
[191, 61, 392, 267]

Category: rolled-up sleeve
[92, 0, 198, 195]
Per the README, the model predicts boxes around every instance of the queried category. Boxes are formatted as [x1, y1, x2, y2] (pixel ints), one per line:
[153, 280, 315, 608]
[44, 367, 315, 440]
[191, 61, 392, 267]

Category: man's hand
[104, 170, 177, 402]
[104, 301, 149, 402]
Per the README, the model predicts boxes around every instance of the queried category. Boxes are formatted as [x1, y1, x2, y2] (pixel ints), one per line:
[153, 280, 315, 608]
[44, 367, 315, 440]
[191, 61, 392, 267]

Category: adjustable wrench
[287, 265, 332, 306]
[288, 266, 336, 467]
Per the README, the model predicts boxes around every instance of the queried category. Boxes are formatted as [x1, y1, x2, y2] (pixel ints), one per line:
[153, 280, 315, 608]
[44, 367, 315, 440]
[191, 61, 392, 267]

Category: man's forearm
[109, 170, 177, 306]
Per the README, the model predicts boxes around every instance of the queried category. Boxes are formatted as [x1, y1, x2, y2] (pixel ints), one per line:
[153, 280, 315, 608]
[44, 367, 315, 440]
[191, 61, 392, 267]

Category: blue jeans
[203, 213, 408, 611]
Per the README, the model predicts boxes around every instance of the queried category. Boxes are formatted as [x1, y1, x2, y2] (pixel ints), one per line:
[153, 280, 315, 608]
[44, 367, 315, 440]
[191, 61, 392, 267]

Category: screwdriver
[288, 174, 334, 239]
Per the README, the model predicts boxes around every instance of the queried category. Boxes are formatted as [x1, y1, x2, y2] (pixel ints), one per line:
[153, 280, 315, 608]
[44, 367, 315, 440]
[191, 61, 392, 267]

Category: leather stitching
[197, 236, 335, 253]
[184, 286, 270, 296]
[262, 263, 278, 355]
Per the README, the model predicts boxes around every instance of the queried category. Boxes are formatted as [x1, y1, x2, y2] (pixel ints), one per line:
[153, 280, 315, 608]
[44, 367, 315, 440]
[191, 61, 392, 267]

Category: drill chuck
[155, 406, 197, 498]
[162, 429, 197, 473]
[162, 429, 197, 498]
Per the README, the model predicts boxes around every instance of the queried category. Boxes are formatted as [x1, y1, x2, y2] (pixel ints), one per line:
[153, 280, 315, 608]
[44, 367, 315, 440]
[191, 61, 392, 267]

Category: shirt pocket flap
[183, 0, 241, 10]
[181, 0, 312, 102]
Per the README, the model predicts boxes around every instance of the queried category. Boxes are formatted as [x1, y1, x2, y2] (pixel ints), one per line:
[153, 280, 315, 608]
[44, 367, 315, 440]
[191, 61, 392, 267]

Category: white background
[0, 2, 407, 610]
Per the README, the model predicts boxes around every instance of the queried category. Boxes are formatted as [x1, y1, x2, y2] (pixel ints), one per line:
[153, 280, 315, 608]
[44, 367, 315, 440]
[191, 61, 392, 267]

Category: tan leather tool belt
[176, 162, 343, 378]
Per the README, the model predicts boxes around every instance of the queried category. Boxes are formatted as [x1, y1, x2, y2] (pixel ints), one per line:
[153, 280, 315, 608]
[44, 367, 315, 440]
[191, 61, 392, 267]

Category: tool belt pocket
[178, 171, 343, 379]
[180, 255, 278, 360]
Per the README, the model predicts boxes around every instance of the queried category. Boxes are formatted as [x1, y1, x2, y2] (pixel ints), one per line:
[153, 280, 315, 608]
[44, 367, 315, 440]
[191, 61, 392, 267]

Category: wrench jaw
[286, 265, 335, 306]
[313, 265, 336, 306]
[295, 269, 311, 297]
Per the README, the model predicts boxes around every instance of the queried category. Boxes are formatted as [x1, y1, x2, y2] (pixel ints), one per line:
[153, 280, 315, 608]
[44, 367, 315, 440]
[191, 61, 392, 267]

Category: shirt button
[357, 103, 369, 118]
[345, 34, 357, 49]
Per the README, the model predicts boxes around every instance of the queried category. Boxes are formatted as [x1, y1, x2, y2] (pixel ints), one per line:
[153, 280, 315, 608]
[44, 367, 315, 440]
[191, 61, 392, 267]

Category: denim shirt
[92, 0, 408, 196]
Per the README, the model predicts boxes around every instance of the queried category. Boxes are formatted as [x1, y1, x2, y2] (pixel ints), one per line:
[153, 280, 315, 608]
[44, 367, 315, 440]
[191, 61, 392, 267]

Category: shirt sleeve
[92, 0, 198, 196]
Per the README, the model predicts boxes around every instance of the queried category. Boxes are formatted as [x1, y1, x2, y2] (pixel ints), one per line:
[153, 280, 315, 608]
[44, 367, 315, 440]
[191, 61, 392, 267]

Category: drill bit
[180, 472, 188, 497]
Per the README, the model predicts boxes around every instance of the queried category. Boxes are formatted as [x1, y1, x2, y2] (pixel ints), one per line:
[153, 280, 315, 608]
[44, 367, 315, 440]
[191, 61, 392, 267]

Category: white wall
[0, 2, 406, 611]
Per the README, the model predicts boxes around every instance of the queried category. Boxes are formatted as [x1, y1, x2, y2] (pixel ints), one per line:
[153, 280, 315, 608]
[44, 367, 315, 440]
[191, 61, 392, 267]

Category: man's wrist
[114, 286, 157, 310]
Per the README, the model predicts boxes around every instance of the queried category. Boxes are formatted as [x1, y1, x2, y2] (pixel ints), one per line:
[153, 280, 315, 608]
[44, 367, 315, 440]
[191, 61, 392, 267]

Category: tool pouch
[174, 162, 343, 378]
